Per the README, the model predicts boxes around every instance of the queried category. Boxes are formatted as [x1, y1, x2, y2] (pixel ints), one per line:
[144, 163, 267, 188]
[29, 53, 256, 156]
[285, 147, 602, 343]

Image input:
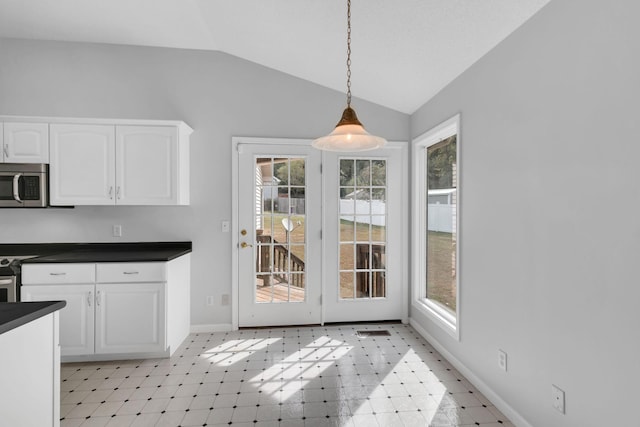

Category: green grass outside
[427, 231, 457, 312]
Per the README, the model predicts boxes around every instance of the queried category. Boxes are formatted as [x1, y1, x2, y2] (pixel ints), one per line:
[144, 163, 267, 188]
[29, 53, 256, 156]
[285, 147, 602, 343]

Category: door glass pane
[254, 157, 307, 303]
[356, 160, 371, 186]
[340, 244, 354, 270]
[340, 159, 355, 186]
[339, 158, 387, 299]
[256, 274, 273, 303]
[289, 159, 305, 186]
[340, 272, 354, 299]
[426, 135, 457, 313]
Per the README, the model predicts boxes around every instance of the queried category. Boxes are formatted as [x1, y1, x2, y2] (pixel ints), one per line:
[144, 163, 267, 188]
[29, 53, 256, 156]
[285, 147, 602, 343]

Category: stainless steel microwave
[0, 163, 48, 207]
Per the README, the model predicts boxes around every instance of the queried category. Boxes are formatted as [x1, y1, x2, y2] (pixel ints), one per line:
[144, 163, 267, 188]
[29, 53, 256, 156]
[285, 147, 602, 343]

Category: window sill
[412, 299, 459, 341]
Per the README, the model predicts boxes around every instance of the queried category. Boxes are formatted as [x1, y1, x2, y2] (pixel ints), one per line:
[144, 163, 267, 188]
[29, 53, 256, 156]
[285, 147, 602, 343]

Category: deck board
[255, 282, 305, 302]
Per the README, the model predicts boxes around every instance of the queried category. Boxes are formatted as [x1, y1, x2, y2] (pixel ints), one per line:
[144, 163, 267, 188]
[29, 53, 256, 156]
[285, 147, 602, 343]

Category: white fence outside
[339, 200, 386, 226]
[428, 204, 454, 233]
[338, 199, 454, 232]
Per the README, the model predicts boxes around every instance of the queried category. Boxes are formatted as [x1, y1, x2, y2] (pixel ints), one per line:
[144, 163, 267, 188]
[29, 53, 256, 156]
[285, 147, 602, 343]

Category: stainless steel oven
[0, 256, 37, 302]
[0, 273, 17, 302]
[0, 163, 48, 207]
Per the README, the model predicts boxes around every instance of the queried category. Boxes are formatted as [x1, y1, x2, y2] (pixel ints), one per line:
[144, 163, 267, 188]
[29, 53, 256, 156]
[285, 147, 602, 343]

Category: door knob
[240, 242, 253, 248]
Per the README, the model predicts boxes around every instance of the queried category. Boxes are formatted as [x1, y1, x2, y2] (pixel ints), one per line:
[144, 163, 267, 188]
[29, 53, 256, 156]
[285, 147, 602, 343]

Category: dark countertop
[0, 301, 67, 335]
[0, 241, 192, 264]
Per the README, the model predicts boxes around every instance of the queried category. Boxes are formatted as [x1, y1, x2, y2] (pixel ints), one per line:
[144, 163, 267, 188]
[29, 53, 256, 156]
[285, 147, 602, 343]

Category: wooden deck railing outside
[256, 234, 305, 288]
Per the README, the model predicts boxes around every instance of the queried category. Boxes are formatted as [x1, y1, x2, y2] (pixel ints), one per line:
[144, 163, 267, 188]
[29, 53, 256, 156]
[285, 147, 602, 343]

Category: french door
[322, 145, 405, 323]
[234, 138, 406, 327]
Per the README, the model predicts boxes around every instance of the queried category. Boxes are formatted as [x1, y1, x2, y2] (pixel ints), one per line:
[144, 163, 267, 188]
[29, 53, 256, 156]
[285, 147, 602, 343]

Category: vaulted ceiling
[0, 0, 552, 114]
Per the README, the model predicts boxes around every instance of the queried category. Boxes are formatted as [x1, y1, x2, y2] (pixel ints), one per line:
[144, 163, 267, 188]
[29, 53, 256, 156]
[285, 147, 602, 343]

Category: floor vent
[356, 330, 391, 338]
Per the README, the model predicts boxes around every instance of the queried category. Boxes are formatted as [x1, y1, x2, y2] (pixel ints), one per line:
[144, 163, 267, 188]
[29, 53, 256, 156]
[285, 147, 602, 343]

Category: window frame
[412, 114, 461, 340]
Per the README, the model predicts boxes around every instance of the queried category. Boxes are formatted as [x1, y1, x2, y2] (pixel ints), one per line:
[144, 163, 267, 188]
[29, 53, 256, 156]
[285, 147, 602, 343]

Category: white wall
[410, 1, 640, 426]
[0, 37, 409, 327]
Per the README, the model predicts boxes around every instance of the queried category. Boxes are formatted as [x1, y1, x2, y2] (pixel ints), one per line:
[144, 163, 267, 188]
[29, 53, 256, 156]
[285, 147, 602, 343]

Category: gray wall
[410, 0, 640, 426]
[0, 38, 410, 327]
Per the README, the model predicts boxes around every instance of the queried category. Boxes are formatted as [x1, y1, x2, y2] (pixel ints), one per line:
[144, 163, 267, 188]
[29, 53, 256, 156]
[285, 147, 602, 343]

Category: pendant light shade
[312, 0, 387, 152]
[312, 106, 386, 152]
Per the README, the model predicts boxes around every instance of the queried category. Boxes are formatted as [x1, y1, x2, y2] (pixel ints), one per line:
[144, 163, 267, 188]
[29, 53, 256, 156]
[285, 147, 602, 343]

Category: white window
[412, 115, 460, 339]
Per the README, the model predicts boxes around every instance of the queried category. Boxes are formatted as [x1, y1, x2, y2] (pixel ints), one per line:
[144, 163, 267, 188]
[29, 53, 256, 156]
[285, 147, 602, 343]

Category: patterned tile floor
[60, 323, 514, 427]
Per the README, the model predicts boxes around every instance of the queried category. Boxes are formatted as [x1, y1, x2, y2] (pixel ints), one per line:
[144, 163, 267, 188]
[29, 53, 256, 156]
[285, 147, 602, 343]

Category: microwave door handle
[13, 174, 23, 203]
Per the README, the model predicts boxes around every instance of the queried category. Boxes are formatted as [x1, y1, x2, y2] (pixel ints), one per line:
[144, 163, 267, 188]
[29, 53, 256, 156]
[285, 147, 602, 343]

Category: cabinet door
[116, 126, 177, 205]
[3, 123, 49, 163]
[50, 124, 116, 205]
[95, 282, 166, 354]
[21, 285, 95, 357]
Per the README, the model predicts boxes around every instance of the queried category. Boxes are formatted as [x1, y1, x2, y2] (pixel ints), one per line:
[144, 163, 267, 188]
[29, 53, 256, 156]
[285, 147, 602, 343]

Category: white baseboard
[409, 318, 532, 427]
[190, 323, 234, 334]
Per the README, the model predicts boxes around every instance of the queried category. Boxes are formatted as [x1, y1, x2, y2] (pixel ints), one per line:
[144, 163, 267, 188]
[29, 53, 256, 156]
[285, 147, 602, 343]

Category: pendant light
[312, 0, 387, 152]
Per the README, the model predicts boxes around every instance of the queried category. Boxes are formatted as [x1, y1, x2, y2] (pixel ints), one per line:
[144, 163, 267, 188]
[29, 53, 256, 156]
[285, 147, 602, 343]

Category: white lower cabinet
[95, 282, 165, 354]
[21, 256, 190, 361]
[21, 284, 94, 357]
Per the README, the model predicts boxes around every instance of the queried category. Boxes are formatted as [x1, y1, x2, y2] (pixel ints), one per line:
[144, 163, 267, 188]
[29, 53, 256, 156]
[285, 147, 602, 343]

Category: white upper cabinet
[3, 122, 50, 163]
[116, 126, 186, 205]
[47, 119, 191, 206]
[50, 124, 116, 205]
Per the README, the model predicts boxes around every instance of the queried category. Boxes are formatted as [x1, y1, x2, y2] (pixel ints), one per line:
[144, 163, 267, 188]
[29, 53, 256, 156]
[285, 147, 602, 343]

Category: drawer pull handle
[96, 290, 101, 306]
[49, 272, 67, 276]
[123, 271, 139, 275]
[87, 291, 92, 307]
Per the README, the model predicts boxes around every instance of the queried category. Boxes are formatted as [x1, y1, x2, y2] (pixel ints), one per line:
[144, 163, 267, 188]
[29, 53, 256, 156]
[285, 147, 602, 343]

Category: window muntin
[339, 158, 387, 299]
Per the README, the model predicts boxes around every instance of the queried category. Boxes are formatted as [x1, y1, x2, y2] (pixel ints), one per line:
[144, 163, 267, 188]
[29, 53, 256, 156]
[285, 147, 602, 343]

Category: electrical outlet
[552, 384, 565, 414]
[221, 221, 230, 233]
[221, 294, 230, 306]
[498, 349, 507, 372]
[206, 296, 214, 306]
[112, 225, 122, 237]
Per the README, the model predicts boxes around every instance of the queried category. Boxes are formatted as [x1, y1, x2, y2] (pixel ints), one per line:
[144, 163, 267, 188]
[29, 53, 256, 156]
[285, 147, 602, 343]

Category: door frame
[232, 137, 410, 330]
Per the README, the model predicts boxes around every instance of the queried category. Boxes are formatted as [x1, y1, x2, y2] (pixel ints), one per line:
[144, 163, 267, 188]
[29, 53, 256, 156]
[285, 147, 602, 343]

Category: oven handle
[0, 278, 14, 285]
[13, 174, 23, 203]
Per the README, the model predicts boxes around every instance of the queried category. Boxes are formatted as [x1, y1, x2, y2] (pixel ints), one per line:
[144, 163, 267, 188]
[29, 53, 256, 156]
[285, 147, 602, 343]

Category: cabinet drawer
[22, 263, 96, 285]
[97, 263, 166, 283]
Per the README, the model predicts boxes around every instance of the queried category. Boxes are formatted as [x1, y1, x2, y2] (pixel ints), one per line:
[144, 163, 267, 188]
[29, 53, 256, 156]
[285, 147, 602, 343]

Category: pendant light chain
[311, 0, 387, 151]
[346, 0, 352, 107]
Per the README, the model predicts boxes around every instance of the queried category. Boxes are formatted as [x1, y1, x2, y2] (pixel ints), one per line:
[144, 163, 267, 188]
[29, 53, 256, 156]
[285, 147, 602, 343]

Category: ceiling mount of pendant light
[312, 0, 387, 152]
